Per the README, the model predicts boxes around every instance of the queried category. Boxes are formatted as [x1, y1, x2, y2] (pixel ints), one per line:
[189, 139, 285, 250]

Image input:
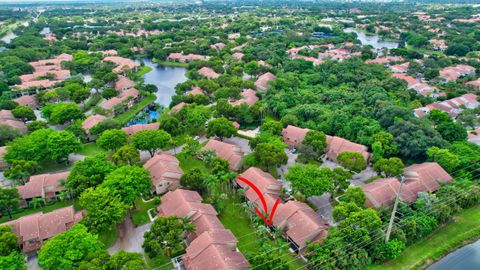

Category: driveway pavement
[223, 136, 252, 155]
[26, 256, 40, 270]
[108, 218, 152, 254]
[308, 193, 334, 225]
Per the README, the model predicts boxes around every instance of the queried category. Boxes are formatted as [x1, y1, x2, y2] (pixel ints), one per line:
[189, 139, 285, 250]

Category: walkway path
[107, 218, 152, 254]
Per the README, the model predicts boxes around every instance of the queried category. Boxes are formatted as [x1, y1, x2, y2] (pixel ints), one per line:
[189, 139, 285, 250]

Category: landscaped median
[368, 204, 480, 270]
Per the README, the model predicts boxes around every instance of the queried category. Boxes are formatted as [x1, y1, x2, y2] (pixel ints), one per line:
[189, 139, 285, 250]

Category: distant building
[197, 67, 220, 79]
[255, 72, 276, 91]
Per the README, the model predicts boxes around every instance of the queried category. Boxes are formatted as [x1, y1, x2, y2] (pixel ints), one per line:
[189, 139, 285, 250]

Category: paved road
[308, 193, 334, 225]
[223, 136, 252, 155]
[26, 256, 40, 270]
[108, 218, 152, 254]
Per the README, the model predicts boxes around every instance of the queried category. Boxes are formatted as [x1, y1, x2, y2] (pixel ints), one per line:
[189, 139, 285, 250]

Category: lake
[140, 58, 187, 107]
[427, 239, 480, 270]
[344, 28, 399, 50]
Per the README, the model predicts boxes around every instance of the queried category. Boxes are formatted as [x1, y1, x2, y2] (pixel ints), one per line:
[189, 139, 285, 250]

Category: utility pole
[385, 175, 405, 243]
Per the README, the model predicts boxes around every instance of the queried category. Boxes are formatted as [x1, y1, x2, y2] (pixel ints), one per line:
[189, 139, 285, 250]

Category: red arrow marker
[237, 176, 281, 226]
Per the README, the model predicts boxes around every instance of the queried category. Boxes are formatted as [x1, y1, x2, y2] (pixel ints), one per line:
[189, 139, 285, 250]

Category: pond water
[427, 239, 480, 270]
[139, 58, 187, 107]
[344, 28, 399, 50]
[127, 59, 187, 125]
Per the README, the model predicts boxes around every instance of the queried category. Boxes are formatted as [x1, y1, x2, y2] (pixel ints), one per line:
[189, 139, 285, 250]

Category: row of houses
[237, 167, 330, 257]
[13, 54, 73, 90]
[392, 73, 444, 98]
[362, 162, 453, 208]
[158, 189, 250, 270]
[103, 56, 140, 74]
[99, 76, 140, 112]
[414, 93, 479, 118]
[167, 52, 209, 63]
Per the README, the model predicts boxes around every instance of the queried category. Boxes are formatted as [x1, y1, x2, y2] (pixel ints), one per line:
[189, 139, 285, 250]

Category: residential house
[100, 87, 140, 112]
[255, 72, 276, 91]
[272, 200, 329, 254]
[16, 171, 69, 207]
[167, 53, 208, 63]
[230, 89, 258, 107]
[430, 39, 448, 51]
[389, 62, 409, 73]
[232, 52, 244, 60]
[466, 79, 480, 89]
[170, 102, 187, 114]
[122, 122, 160, 136]
[439, 65, 476, 81]
[281, 125, 310, 148]
[144, 153, 183, 194]
[0, 110, 28, 133]
[210, 42, 226, 50]
[325, 135, 370, 162]
[468, 127, 480, 145]
[115, 76, 135, 91]
[103, 56, 140, 74]
[363, 162, 453, 208]
[186, 87, 205, 96]
[14, 95, 39, 110]
[365, 56, 404, 65]
[202, 139, 244, 171]
[82, 114, 107, 140]
[197, 67, 220, 79]
[0, 146, 7, 169]
[2, 206, 83, 253]
[414, 93, 479, 118]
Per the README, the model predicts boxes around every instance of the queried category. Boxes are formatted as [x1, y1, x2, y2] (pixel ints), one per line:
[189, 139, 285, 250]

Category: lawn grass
[131, 198, 157, 226]
[368, 204, 480, 270]
[98, 225, 118, 248]
[219, 195, 305, 270]
[144, 253, 172, 270]
[153, 60, 188, 68]
[38, 160, 71, 173]
[176, 153, 209, 174]
[0, 199, 76, 223]
[77, 143, 105, 157]
[135, 65, 153, 77]
[114, 94, 156, 125]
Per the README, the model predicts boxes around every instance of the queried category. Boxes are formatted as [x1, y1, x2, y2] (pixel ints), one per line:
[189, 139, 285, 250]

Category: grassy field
[0, 200, 77, 223]
[77, 143, 105, 157]
[176, 153, 209, 174]
[98, 225, 118, 248]
[135, 66, 153, 77]
[131, 198, 157, 226]
[114, 94, 156, 125]
[368, 204, 480, 270]
[154, 60, 188, 68]
[219, 195, 305, 270]
[145, 253, 172, 270]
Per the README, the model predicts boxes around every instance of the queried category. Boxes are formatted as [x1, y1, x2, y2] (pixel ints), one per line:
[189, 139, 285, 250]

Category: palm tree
[31, 198, 44, 209]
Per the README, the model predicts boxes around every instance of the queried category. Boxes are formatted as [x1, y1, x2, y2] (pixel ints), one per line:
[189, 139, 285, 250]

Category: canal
[428, 239, 480, 270]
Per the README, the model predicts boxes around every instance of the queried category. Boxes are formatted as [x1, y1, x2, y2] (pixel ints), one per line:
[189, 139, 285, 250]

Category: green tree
[254, 143, 288, 171]
[4, 160, 41, 185]
[260, 120, 283, 136]
[206, 117, 237, 140]
[112, 145, 140, 166]
[332, 201, 362, 223]
[426, 147, 460, 173]
[0, 125, 21, 146]
[0, 188, 20, 220]
[131, 130, 172, 157]
[0, 251, 26, 270]
[180, 168, 205, 192]
[339, 187, 366, 207]
[66, 154, 116, 196]
[5, 128, 53, 162]
[371, 239, 405, 263]
[143, 216, 194, 258]
[373, 157, 404, 177]
[101, 88, 118, 100]
[100, 166, 152, 205]
[108, 251, 147, 270]
[47, 131, 81, 163]
[337, 152, 367, 172]
[160, 116, 181, 136]
[38, 224, 104, 270]
[300, 130, 327, 160]
[26, 120, 48, 132]
[11, 106, 35, 122]
[249, 253, 288, 270]
[436, 121, 467, 142]
[428, 109, 451, 125]
[285, 164, 334, 197]
[42, 102, 83, 125]
[0, 226, 19, 256]
[97, 129, 128, 151]
[79, 187, 129, 232]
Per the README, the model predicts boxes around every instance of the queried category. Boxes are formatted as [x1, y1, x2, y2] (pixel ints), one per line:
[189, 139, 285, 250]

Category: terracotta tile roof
[325, 135, 370, 161]
[365, 56, 404, 64]
[414, 94, 479, 118]
[171, 102, 187, 113]
[255, 72, 276, 91]
[167, 53, 208, 62]
[237, 167, 282, 213]
[122, 122, 160, 135]
[104, 56, 140, 73]
[230, 88, 258, 107]
[2, 206, 83, 252]
[0, 110, 14, 120]
[183, 230, 249, 270]
[466, 79, 480, 88]
[468, 127, 480, 145]
[115, 76, 135, 91]
[439, 65, 476, 81]
[82, 114, 107, 133]
[232, 52, 244, 60]
[144, 153, 183, 191]
[16, 171, 69, 200]
[198, 67, 220, 79]
[186, 87, 205, 96]
[202, 139, 244, 170]
[0, 110, 28, 133]
[14, 95, 39, 109]
[403, 162, 452, 197]
[100, 88, 139, 110]
[281, 125, 310, 147]
[362, 178, 416, 208]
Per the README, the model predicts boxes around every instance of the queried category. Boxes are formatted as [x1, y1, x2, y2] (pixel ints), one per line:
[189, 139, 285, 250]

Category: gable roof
[325, 135, 370, 161]
[144, 153, 183, 188]
[362, 178, 416, 208]
[255, 72, 276, 91]
[202, 139, 244, 170]
[122, 122, 160, 135]
[230, 89, 258, 107]
[17, 171, 69, 200]
[197, 67, 220, 79]
[281, 125, 310, 147]
[82, 114, 107, 133]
